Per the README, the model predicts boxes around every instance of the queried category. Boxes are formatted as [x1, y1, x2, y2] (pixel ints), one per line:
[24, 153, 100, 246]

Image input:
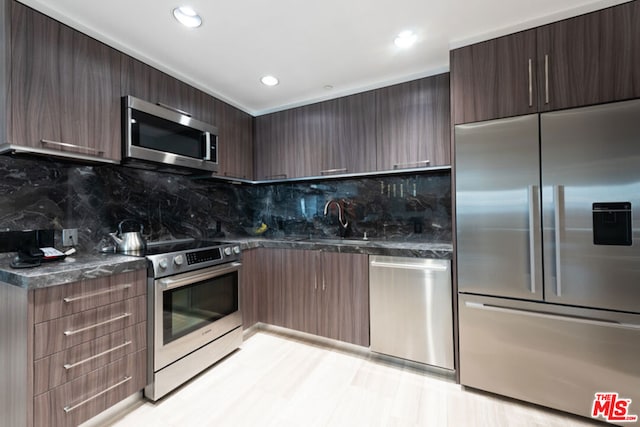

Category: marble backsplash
[0, 156, 451, 251]
[250, 174, 451, 242]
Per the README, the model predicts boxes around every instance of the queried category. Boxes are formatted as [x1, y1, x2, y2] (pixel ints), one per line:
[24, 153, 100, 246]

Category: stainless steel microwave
[122, 96, 218, 173]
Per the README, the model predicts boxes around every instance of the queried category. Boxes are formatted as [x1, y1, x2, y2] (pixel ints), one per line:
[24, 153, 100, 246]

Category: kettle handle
[117, 219, 144, 235]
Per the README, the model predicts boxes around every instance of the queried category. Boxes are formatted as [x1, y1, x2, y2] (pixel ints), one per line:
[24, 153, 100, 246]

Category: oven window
[162, 271, 238, 345]
[132, 109, 205, 158]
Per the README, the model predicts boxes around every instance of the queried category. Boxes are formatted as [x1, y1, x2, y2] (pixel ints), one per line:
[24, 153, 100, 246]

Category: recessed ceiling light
[323, 85, 334, 90]
[173, 6, 202, 28]
[261, 75, 279, 86]
[394, 30, 417, 48]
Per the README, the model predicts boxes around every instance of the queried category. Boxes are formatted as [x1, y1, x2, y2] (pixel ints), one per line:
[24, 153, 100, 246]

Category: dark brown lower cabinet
[318, 252, 369, 346]
[240, 248, 265, 329]
[242, 248, 369, 347]
[0, 269, 147, 427]
[33, 350, 146, 427]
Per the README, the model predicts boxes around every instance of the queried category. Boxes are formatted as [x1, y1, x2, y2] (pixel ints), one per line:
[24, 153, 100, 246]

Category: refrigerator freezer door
[455, 114, 543, 300]
[541, 99, 640, 313]
[459, 294, 640, 422]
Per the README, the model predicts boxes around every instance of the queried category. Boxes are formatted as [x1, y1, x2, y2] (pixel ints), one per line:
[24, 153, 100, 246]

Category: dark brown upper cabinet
[451, 1, 640, 124]
[122, 57, 256, 180]
[537, 0, 640, 111]
[121, 57, 210, 123]
[318, 92, 377, 176]
[254, 74, 450, 180]
[254, 91, 376, 180]
[213, 99, 254, 180]
[9, 1, 122, 161]
[254, 108, 299, 180]
[376, 73, 451, 168]
[450, 30, 538, 125]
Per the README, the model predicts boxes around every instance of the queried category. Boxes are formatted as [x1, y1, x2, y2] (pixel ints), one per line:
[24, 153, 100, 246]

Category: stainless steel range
[142, 239, 242, 401]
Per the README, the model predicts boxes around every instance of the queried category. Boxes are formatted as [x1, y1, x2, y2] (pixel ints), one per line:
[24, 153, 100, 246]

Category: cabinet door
[282, 249, 318, 335]
[319, 252, 369, 346]
[214, 99, 254, 179]
[376, 75, 451, 168]
[450, 29, 538, 124]
[254, 109, 300, 180]
[537, 1, 640, 111]
[254, 93, 376, 180]
[10, 2, 121, 160]
[315, 92, 377, 175]
[240, 248, 261, 329]
[259, 248, 288, 327]
[121, 57, 209, 122]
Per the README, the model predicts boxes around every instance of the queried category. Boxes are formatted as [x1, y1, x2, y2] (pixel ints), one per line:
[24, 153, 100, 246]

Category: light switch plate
[62, 229, 78, 247]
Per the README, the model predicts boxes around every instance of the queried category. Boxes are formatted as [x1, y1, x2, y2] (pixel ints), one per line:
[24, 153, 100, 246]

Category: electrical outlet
[62, 229, 78, 247]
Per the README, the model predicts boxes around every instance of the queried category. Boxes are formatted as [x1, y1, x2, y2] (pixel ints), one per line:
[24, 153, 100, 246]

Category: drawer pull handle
[63, 341, 132, 370]
[64, 313, 131, 336]
[370, 260, 448, 271]
[393, 160, 430, 169]
[527, 58, 533, 107]
[63, 284, 132, 303]
[63, 376, 132, 413]
[544, 54, 550, 104]
[465, 302, 640, 330]
[320, 167, 347, 175]
[41, 139, 105, 156]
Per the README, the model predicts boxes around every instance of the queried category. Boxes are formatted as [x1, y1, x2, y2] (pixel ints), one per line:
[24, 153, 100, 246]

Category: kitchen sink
[314, 239, 372, 245]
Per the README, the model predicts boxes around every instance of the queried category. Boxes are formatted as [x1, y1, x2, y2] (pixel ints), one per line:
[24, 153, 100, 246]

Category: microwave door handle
[204, 133, 211, 161]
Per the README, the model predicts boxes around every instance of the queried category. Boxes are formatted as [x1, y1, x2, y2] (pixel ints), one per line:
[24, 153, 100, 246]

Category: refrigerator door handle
[528, 185, 540, 294]
[464, 301, 640, 330]
[553, 185, 564, 296]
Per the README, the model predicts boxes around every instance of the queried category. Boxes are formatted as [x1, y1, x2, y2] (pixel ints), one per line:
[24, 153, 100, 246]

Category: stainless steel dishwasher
[369, 255, 454, 370]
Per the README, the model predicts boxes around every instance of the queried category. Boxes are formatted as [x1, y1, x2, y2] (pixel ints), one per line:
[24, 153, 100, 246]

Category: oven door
[153, 262, 242, 370]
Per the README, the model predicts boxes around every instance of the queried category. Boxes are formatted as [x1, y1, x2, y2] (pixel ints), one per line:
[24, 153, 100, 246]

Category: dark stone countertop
[0, 252, 148, 290]
[0, 238, 451, 290]
[232, 238, 453, 259]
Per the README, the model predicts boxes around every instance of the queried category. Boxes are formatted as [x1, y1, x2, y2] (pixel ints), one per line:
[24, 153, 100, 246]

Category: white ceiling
[19, 0, 628, 116]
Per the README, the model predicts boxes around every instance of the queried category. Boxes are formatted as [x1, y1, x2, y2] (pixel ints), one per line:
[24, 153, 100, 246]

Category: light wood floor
[90, 328, 600, 427]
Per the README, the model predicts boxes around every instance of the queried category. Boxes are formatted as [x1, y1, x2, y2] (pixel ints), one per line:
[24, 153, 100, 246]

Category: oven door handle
[158, 262, 242, 290]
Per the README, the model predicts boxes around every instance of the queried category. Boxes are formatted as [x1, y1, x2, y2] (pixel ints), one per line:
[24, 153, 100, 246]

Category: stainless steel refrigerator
[455, 99, 640, 423]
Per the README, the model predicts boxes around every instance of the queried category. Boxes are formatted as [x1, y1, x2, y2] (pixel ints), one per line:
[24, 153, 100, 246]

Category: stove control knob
[224, 247, 232, 256]
[173, 255, 184, 266]
[158, 258, 168, 270]
[233, 246, 241, 254]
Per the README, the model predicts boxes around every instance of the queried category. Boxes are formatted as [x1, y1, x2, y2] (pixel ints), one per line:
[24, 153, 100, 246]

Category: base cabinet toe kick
[458, 294, 640, 424]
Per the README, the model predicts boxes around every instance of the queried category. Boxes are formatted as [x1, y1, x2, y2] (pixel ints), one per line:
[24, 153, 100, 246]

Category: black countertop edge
[0, 238, 451, 290]
[0, 253, 148, 290]
[233, 238, 453, 259]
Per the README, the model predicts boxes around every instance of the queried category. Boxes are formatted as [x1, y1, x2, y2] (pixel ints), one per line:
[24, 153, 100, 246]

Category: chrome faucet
[323, 199, 348, 229]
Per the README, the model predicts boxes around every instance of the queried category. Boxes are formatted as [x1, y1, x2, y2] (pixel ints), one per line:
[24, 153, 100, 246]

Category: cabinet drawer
[459, 294, 640, 419]
[34, 270, 146, 323]
[34, 322, 146, 395]
[34, 295, 146, 359]
[34, 349, 146, 427]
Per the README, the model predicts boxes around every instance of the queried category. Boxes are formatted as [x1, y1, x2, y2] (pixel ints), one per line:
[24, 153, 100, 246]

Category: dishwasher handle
[370, 260, 448, 271]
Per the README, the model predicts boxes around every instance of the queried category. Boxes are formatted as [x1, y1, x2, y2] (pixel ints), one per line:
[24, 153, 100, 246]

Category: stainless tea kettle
[109, 220, 147, 253]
